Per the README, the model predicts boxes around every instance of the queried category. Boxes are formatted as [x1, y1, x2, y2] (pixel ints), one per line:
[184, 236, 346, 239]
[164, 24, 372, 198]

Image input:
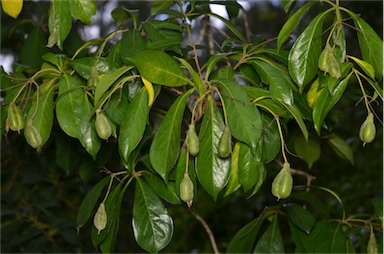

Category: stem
[353, 69, 371, 113]
[275, 116, 288, 163]
[190, 211, 219, 254]
[211, 85, 228, 126]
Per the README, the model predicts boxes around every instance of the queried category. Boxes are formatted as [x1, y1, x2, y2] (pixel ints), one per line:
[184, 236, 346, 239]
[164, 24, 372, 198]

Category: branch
[190, 211, 219, 254]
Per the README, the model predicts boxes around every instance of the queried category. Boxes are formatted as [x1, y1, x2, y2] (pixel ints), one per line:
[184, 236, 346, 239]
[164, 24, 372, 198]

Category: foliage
[1, 0, 382, 253]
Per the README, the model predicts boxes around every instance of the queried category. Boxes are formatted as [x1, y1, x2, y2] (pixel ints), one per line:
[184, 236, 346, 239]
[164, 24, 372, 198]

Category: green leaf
[288, 10, 330, 91]
[129, 50, 190, 87]
[176, 57, 204, 97]
[79, 112, 101, 160]
[133, 178, 174, 253]
[94, 66, 132, 107]
[372, 197, 383, 224]
[224, 142, 242, 197]
[151, 1, 175, 13]
[247, 162, 266, 198]
[293, 135, 321, 169]
[281, 0, 296, 13]
[119, 88, 148, 166]
[260, 113, 281, 163]
[328, 134, 354, 165]
[24, 82, 55, 149]
[219, 79, 262, 154]
[238, 142, 260, 193]
[142, 172, 181, 205]
[196, 96, 230, 200]
[149, 89, 194, 181]
[143, 20, 183, 50]
[307, 221, 346, 253]
[104, 88, 130, 125]
[69, 0, 96, 25]
[120, 30, 146, 63]
[55, 134, 79, 173]
[279, 102, 309, 140]
[20, 27, 47, 68]
[277, 1, 316, 50]
[290, 191, 331, 219]
[206, 13, 247, 44]
[285, 204, 316, 234]
[254, 216, 285, 253]
[348, 55, 375, 80]
[347, 10, 383, 80]
[252, 60, 294, 105]
[71, 57, 118, 80]
[226, 215, 268, 253]
[76, 177, 109, 229]
[48, 0, 72, 50]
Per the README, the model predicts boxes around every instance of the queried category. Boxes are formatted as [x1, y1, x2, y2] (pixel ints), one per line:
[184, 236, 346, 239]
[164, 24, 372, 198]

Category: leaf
[71, 57, 118, 80]
[285, 204, 316, 234]
[328, 134, 354, 165]
[151, 1, 175, 13]
[219, 79, 262, 154]
[120, 30, 147, 63]
[347, 10, 383, 80]
[25, 83, 55, 149]
[253, 216, 285, 253]
[279, 102, 309, 140]
[1, 0, 23, 18]
[307, 221, 347, 253]
[119, 88, 148, 166]
[55, 134, 79, 173]
[20, 27, 47, 68]
[247, 163, 266, 198]
[104, 88, 129, 125]
[288, 10, 330, 91]
[238, 142, 260, 192]
[195, 96, 230, 200]
[348, 55, 375, 80]
[293, 135, 321, 169]
[277, 1, 316, 50]
[149, 89, 194, 181]
[206, 12, 247, 43]
[224, 141, 241, 197]
[226, 215, 269, 253]
[252, 60, 294, 105]
[260, 113, 281, 164]
[142, 172, 181, 205]
[79, 112, 101, 160]
[132, 178, 174, 253]
[94, 66, 132, 107]
[176, 57, 204, 97]
[290, 191, 331, 219]
[76, 177, 110, 229]
[69, 0, 96, 25]
[372, 197, 383, 224]
[143, 20, 183, 50]
[129, 50, 190, 87]
[281, 0, 296, 13]
[48, 0, 72, 50]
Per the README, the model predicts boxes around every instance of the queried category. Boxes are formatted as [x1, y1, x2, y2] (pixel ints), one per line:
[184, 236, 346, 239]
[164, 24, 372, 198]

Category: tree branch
[190, 211, 219, 254]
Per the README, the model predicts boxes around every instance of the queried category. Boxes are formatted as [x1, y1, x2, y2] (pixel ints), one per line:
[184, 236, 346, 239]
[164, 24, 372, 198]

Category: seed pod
[359, 112, 376, 146]
[180, 173, 194, 207]
[93, 203, 107, 235]
[95, 110, 112, 140]
[25, 120, 43, 150]
[318, 44, 332, 73]
[367, 231, 378, 254]
[88, 65, 99, 87]
[271, 162, 293, 200]
[7, 102, 25, 133]
[328, 52, 341, 79]
[218, 126, 232, 158]
[187, 124, 199, 156]
[306, 79, 323, 109]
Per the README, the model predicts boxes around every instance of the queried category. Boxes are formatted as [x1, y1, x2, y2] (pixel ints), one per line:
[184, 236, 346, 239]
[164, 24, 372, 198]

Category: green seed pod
[95, 110, 112, 140]
[7, 102, 25, 133]
[328, 52, 341, 79]
[271, 162, 293, 200]
[93, 203, 107, 235]
[25, 120, 43, 150]
[367, 231, 378, 254]
[218, 126, 232, 158]
[318, 44, 332, 73]
[180, 173, 194, 207]
[88, 65, 99, 87]
[359, 112, 376, 146]
[187, 124, 199, 156]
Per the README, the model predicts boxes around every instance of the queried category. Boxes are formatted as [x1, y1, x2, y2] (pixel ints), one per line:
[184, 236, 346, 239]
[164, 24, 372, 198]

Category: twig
[190, 211, 219, 254]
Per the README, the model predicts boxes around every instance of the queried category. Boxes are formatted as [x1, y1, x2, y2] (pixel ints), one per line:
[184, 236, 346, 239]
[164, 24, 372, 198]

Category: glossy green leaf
[69, 0, 96, 25]
[224, 142, 241, 197]
[151, 1, 175, 13]
[348, 55, 375, 80]
[143, 20, 183, 50]
[293, 135, 321, 169]
[176, 57, 204, 97]
[132, 178, 173, 253]
[24, 83, 55, 149]
[290, 191, 330, 219]
[104, 88, 130, 125]
[219, 79, 262, 154]
[79, 112, 101, 160]
[347, 10, 383, 80]
[281, 0, 296, 13]
[308, 221, 346, 253]
[207, 12, 247, 43]
[120, 30, 146, 63]
[226, 215, 268, 253]
[288, 10, 330, 91]
[196, 96, 230, 200]
[205, 53, 233, 81]
[129, 50, 190, 87]
[48, 0, 72, 50]
[285, 204, 316, 234]
[76, 177, 109, 229]
[119, 88, 148, 165]
[238, 142, 260, 192]
[313, 72, 352, 134]
[20, 27, 47, 68]
[328, 134, 354, 165]
[94, 66, 132, 107]
[247, 163, 266, 198]
[71, 57, 118, 80]
[142, 171, 180, 205]
[260, 113, 281, 164]
[279, 102, 308, 140]
[277, 1, 316, 50]
[254, 216, 285, 253]
[253, 60, 294, 105]
[149, 89, 194, 181]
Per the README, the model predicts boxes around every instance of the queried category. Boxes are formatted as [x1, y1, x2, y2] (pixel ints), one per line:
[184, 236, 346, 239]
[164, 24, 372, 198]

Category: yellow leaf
[1, 0, 23, 19]
[141, 76, 155, 107]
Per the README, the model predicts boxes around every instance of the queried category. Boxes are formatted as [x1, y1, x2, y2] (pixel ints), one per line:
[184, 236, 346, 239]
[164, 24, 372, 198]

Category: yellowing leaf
[1, 0, 23, 18]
